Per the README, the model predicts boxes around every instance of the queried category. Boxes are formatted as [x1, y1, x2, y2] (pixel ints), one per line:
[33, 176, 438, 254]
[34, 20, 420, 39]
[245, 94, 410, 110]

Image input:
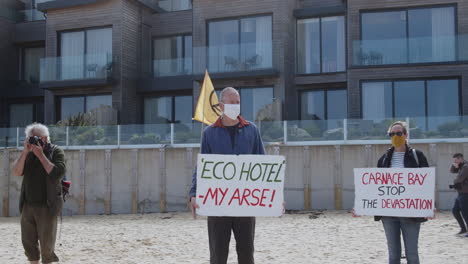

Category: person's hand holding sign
[189, 197, 199, 219]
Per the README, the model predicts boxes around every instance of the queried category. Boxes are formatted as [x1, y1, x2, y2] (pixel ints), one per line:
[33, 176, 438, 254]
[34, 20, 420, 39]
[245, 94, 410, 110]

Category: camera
[449, 183, 462, 190]
[29, 136, 44, 146]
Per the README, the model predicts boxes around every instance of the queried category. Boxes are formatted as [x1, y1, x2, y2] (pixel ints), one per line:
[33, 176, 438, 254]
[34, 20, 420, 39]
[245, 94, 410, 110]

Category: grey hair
[219, 87, 239, 103]
[25, 123, 51, 143]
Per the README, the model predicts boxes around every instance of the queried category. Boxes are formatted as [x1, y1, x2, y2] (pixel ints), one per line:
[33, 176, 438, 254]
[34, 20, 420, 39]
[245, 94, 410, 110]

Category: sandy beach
[0, 211, 466, 264]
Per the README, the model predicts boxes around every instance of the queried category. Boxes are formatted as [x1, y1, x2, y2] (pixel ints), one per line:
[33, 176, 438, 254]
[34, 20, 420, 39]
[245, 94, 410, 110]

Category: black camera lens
[29, 136, 37, 145]
[28, 136, 43, 146]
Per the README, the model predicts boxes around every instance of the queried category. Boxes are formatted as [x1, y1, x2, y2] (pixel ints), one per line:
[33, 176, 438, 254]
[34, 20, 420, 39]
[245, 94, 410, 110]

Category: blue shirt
[189, 117, 265, 197]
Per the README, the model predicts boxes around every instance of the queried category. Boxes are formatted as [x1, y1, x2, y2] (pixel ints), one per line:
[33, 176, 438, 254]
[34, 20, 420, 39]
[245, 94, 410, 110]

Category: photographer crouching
[12, 123, 66, 263]
[449, 153, 468, 237]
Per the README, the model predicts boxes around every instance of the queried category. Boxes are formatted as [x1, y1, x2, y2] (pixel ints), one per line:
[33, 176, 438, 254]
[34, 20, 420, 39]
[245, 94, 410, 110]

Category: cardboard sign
[354, 168, 436, 218]
[196, 154, 286, 217]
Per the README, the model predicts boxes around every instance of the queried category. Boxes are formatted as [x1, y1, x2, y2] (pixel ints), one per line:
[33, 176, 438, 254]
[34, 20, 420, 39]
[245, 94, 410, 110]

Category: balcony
[0, 7, 18, 21]
[37, 0, 110, 12]
[140, 42, 276, 92]
[191, 42, 277, 80]
[0, 8, 44, 22]
[17, 9, 45, 22]
[136, 0, 191, 13]
[158, 0, 192, 12]
[153, 57, 192, 77]
[40, 53, 113, 89]
[352, 35, 468, 67]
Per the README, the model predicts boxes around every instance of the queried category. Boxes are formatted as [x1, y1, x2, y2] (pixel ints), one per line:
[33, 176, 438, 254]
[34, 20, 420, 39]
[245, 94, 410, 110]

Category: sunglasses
[388, 132, 404, 137]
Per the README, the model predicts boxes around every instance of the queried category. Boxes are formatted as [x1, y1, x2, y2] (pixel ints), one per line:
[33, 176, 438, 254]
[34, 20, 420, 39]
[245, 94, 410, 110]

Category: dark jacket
[189, 116, 265, 197]
[375, 145, 429, 222]
[19, 144, 66, 216]
[450, 160, 468, 194]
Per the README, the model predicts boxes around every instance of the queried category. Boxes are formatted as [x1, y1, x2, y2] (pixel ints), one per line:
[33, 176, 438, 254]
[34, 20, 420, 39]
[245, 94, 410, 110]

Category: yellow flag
[193, 70, 221, 125]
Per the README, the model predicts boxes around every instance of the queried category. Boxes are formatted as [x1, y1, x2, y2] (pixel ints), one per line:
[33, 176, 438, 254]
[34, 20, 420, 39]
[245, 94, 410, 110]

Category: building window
[300, 89, 347, 120]
[297, 16, 345, 74]
[144, 95, 193, 124]
[153, 35, 192, 77]
[208, 15, 272, 73]
[60, 95, 112, 121]
[360, 6, 455, 65]
[22, 47, 44, 84]
[9, 103, 44, 127]
[59, 27, 112, 80]
[10, 104, 33, 127]
[362, 79, 460, 129]
[158, 0, 192, 12]
[239, 87, 274, 122]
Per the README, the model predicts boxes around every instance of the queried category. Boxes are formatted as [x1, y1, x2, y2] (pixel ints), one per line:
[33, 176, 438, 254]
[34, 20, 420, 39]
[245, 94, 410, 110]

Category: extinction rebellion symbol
[210, 90, 222, 117]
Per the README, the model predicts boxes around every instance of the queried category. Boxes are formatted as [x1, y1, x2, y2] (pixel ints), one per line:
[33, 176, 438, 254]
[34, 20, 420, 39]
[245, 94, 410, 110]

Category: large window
[144, 95, 192, 124]
[60, 95, 112, 121]
[300, 89, 347, 120]
[362, 79, 460, 129]
[153, 35, 192, 77]
[208, 15, 272, 73]
[9, 103, 43, 127]
[297, 16, 345, 74]
[239, 87, 274, 122]
[360, 6, 456, 65]
[22, 47, 44, 84]
[60, 27, 112, 80]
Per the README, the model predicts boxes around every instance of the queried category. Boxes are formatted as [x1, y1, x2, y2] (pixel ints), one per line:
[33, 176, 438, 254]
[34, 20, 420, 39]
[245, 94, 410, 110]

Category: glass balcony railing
[192, 42, 274, 74]
[5, 116, 468, 148]
[0, 128, 20, 148]
[120, 124, 171, 145]
[258, 120, 284, 143]
[0, 7, 19, 21]
[40, 53, 113, 82]
[0, 7, 46, 22]
[353, 35, 468, 66]
[18, 9, 45, 22]
[287, 120, 344, 142]
[173, 122, 202, 144]
[158, 0, 192, 12]
[153, 57, 192, 77]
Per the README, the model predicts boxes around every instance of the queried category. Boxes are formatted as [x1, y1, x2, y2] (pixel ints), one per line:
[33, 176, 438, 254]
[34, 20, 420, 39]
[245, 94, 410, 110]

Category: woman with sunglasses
[376, 121, 429, 264]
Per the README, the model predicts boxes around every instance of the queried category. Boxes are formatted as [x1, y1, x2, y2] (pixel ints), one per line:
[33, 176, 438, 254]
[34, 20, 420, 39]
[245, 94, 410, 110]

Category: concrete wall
[0, 142, 462, 217]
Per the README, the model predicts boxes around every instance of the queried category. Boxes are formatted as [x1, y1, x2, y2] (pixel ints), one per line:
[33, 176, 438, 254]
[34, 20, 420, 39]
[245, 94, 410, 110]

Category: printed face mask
[223, 104, 240, 120]
[391, 135, 406, 148]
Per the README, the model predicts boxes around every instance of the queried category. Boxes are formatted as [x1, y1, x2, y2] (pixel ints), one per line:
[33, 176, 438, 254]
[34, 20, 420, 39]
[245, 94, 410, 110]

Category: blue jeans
[382, 217, 421, 264]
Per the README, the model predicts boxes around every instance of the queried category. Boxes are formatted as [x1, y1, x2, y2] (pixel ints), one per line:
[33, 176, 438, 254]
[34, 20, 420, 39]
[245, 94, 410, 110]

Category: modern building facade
[0, 0, 467, 132]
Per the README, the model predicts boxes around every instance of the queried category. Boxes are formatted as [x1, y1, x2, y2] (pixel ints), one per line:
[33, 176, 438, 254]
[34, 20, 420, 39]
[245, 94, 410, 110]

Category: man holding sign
[354, 121, 433, 264]
[189, 87, 267, 264]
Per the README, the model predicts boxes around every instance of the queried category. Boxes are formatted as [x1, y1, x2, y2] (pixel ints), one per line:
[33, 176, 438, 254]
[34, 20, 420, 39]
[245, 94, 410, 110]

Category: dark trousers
[452, 193, 468, 231]
[21, 203, 59, 263]
[207, 216, 255, 264]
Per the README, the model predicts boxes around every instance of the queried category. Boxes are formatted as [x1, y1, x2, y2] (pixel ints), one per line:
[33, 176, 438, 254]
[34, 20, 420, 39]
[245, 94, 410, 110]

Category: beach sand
[0, 211, 466, 264]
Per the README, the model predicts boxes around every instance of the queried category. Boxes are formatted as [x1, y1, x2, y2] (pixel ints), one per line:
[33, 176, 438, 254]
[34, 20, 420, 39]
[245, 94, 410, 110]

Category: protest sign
[196, 154, 285, 217]
[354, 167, 435, 218]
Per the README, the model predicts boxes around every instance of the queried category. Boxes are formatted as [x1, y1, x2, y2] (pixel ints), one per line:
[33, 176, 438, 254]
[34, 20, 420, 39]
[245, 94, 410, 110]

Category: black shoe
[457, 229, 467, 235]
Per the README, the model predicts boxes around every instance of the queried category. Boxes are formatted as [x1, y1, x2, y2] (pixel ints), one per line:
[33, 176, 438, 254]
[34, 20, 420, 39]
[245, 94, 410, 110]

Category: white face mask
[223, 104, 240, 120]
